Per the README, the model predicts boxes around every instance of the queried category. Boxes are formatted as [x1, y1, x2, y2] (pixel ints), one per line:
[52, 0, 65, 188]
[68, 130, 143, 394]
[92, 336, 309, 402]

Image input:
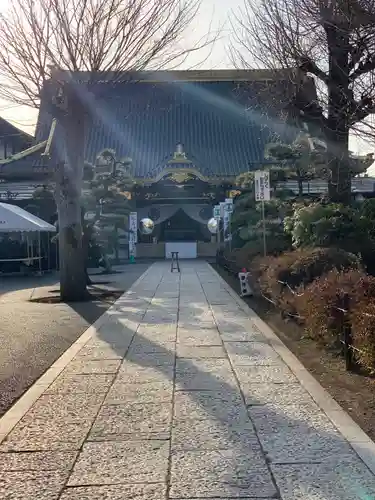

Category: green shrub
[284, 202, 370, 255]
[228, 233, 291, 273]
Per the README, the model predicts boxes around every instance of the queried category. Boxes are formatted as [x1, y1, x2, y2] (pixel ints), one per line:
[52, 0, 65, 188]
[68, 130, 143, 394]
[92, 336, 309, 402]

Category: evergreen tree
[86, 149, 134, 266]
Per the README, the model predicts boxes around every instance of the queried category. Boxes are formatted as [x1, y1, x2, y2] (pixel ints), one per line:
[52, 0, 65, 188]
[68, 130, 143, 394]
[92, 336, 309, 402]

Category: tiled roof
[35, 76, 295, 179]
[49, 68, 298, 84]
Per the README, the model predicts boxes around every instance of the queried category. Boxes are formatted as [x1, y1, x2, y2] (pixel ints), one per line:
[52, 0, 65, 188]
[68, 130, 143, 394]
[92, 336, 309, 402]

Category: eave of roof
[0, 116, 34, 140]
[49, 68, 299, 84]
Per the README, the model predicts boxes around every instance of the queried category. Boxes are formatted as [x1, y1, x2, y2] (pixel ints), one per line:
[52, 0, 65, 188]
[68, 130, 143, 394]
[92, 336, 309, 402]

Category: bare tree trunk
[295, 167, 303, 197]
[327, 134, 351, 204]
[82, 211, 93, 286]
[325, 24, 351, 205]
[57, 196, 88, 301]
[55, 89, 88, 302]
[297, 177, 303, 197]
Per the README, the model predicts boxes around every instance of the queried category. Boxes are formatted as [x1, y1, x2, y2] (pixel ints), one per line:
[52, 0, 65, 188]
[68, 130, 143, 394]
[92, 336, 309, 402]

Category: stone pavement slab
[59, 484, 167, 500]
[169, 449, 277, 498]
[0, 450, 78, 471]
[0, 261, 375, 499]
[271, 457, 375, 500]
[1, 470, 70, 500]
[173, 390, 247, 422]
[67, 440, 169, 486]
[88, 401, 172, 440]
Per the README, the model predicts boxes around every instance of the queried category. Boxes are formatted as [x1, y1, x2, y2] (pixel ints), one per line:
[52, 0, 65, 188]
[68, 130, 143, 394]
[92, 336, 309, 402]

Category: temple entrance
[134, 144, 231, 260]
[160, 208, 205, 242]
[136, 205, 216, 260]
[160, 208, 205, 259]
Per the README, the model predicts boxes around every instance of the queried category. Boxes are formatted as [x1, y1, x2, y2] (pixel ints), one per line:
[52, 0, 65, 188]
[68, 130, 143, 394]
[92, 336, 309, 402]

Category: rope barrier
[217, 254, 373, 372]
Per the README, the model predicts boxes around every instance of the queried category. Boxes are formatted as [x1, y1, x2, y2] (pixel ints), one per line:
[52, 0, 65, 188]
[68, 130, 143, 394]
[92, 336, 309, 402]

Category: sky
[0, 0, 238, 135]
[0, 0, 373, 167]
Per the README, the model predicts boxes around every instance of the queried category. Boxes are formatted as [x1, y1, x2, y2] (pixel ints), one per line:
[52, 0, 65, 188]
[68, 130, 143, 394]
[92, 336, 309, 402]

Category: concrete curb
[0, 266, 151, 445]
[210, 265, 375, 475]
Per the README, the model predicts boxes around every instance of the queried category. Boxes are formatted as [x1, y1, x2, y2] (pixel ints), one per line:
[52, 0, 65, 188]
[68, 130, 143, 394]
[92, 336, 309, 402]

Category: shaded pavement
[0, 261, 375, 499]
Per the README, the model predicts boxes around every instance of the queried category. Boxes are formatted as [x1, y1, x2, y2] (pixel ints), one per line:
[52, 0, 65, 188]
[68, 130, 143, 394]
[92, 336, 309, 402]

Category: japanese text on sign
[254, 170, 270, 202]
[213, 205, 221, 219]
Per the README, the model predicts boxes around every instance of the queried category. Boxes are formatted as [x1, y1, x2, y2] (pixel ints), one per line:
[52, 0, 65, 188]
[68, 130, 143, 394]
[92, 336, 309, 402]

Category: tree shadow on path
[1, 262, 374, 500]
[90, 262, 375, 500]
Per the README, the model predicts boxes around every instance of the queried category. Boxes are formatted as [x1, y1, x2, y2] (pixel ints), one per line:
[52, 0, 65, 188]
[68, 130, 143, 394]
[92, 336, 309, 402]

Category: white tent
[0, 203, 56, 275]
[0, 203, 56, 233]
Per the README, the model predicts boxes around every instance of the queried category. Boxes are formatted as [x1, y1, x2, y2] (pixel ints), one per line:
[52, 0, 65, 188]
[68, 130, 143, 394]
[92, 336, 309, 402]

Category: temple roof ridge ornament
[168, 143, 193, 164]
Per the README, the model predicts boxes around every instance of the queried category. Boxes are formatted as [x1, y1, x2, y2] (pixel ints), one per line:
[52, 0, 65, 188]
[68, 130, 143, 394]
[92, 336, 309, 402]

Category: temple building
[0, 69, 346, 260]
[0, 117, 32, 161]
[0, 118, 35, 201]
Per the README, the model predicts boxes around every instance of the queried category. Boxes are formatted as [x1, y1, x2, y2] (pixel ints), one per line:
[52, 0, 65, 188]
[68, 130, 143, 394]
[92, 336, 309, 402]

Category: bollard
[171, 251, 180, 273]
[238, 269, 252, 297]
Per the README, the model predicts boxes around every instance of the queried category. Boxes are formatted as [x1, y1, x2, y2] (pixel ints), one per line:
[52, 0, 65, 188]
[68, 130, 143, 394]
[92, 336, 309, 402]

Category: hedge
[231, 248, 375, 373]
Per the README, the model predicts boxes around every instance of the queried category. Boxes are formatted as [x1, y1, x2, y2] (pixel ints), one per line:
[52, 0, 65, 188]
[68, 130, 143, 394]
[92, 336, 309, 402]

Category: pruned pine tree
[90, 149, 134, 265]
[266, 138, 373, 197]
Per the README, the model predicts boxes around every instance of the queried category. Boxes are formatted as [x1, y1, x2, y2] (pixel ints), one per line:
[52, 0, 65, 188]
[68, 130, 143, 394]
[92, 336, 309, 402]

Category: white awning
[0, 203, 56, 232]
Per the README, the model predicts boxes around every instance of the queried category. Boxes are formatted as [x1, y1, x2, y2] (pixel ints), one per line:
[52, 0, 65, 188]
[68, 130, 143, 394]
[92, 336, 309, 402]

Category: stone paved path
[1, 261, 375, 499]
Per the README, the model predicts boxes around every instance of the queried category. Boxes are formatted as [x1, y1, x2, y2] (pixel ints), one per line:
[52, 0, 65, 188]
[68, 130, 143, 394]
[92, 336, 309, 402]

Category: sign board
[223, 214, 231, 242]
[254, 170, 271, 202]
[225, 198, 234, 214]
[219, 201, 226, 217]
[128, 212, 137, 258]
[213, 205, 221, 219]
[129, 212, 138, 243]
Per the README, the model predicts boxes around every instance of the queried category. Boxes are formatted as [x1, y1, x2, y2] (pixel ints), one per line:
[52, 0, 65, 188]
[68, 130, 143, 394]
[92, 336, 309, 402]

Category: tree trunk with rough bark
[325, 23, 351, 205]
[327, 133, 351, 204]
[295, 166, 304, 197]
[55, 89, 88, 302]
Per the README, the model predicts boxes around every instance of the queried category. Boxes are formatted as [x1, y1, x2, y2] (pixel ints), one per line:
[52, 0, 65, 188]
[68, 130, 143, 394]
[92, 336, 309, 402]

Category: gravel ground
[0, 264, 149, 417]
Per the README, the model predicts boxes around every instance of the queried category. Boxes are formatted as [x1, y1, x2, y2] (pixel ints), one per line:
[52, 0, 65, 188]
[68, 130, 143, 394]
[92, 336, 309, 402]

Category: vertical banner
[213, 204, 222, 244]
[225, 198, 234, 214]
[254, 170, 262, 202]
[128, 212, 137, 260]
[254, 170, 271, 202]
[263, 170, 270, 201]
[213, 205, 221, 220]
[254, 171, 270, 256]
[223, 198, 233, 242]
[219, 201, 226, 218]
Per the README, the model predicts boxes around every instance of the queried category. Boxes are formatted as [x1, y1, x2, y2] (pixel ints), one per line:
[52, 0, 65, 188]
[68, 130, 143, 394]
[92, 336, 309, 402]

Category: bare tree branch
[230, 0, 375, 203]
[0, 0, 219, 301]
[0, 0, 218, 108]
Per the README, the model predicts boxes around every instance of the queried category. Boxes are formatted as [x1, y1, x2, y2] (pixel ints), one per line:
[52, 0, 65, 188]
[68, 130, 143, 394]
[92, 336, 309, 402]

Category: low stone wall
[137, 242, 216, 259]
[136, 243, 165, 259]
[197, 242, 217, 258]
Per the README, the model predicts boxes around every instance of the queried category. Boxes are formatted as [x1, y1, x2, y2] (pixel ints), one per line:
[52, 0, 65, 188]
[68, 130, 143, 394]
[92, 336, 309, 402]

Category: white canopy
[0, 203, 56, 233]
